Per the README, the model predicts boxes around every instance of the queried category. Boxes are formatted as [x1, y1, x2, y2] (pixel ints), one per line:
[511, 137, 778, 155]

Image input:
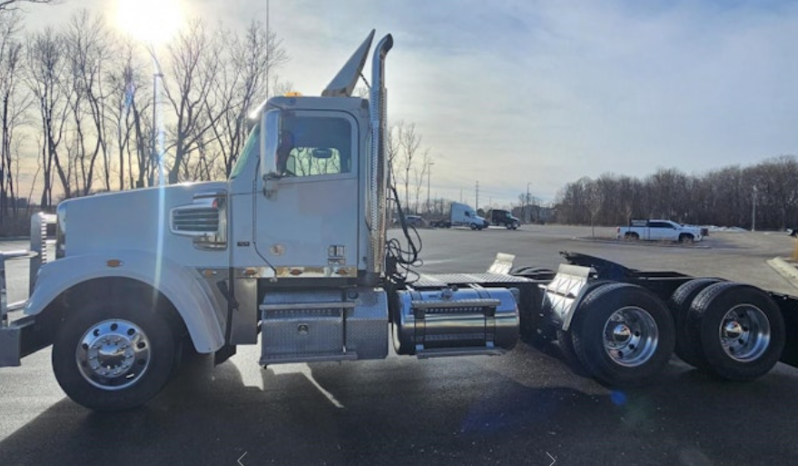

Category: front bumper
[0, 316, 35, 367]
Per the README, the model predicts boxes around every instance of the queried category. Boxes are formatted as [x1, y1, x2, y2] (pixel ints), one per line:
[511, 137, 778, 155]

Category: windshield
[229, 124, 260, 180]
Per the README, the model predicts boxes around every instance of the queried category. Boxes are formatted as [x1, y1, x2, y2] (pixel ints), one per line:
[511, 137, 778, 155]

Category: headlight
[56, 202, 66, 259]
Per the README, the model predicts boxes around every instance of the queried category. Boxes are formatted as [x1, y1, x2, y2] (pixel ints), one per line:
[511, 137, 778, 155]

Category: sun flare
[116, 0, 183, 45]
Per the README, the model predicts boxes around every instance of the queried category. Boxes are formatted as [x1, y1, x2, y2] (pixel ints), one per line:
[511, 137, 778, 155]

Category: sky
[21, 0, 798, 208]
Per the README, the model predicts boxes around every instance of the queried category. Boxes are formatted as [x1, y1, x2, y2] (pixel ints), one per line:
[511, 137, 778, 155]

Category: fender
[24, 250, 225, 353]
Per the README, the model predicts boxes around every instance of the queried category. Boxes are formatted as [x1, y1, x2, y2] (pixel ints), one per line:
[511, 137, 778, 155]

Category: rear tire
[556, 329, 589, 376]
[687, 282, 785, 381]
[624, 232, 639, 241]
[570, 283, 675, 387]
[52, 300, 178, 410]
[555, 280, 616, 377]
[668, 278, 722, 369]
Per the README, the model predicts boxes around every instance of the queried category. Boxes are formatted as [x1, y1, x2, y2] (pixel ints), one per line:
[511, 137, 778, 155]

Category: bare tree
[0, 10, 29, 227]
[64, 10, 112, 195]
[104, 37, 150, 190]
[162, 19, 226, 184]
[412, 148, 430, 214]
[395, 122, 422, 212]
[0, 0, 54, 12]
[25, 27, 71, 206]
[208, 20, 287, 178]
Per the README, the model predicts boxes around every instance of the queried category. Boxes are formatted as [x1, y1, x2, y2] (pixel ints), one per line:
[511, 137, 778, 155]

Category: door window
[278, 116, 353, 177]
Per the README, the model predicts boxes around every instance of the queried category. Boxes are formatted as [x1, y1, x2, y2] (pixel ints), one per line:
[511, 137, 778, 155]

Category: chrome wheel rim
[76, 319, 151, 391]
[602, 306, 659, 367]
[719, 305, 771, 362]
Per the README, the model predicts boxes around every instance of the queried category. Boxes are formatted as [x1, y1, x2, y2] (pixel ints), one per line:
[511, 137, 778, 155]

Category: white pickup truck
[617, 219, 703, 243]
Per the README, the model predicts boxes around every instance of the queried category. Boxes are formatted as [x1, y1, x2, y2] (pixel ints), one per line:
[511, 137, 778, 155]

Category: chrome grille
[171, 207, 219, 234]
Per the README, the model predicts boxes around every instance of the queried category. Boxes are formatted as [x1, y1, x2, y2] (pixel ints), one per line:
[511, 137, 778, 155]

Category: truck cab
[488, 209, 520, 229]
[450, 202, 487, 230]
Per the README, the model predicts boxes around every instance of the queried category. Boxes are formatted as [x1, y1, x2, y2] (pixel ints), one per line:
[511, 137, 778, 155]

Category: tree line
[0, 6, 287, 234]
[0, 3, 445, 236]
[555, 155, 798, 231]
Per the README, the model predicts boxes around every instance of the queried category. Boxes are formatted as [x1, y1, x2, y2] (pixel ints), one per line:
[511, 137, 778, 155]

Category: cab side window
[281, 116, 352, 177]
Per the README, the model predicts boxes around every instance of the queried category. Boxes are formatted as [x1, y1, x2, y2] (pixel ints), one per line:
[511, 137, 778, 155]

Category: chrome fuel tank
[393, 286, 519, 357]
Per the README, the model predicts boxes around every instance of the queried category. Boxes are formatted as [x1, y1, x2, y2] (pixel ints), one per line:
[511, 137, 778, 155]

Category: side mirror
[261, 109, 282, 183]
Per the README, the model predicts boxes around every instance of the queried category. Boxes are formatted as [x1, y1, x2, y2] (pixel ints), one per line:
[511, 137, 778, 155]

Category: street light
[752, 185, 758, 232]
[116, 0, 182, 186]
[526, 182, 531, 223]
[427, 161, 435, 214]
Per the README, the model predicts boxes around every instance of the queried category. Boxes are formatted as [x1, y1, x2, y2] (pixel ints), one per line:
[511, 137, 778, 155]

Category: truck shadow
[0, 352, 797, 466]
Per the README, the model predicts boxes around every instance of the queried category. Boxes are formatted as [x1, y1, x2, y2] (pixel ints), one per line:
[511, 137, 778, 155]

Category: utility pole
[475, 181, 480, 210]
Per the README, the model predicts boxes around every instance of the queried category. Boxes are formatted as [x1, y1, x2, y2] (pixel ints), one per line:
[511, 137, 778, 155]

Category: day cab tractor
[1, 31, 797, 410]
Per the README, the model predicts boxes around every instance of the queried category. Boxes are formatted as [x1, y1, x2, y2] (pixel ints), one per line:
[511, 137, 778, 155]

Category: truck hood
[60, 182, 228, 262]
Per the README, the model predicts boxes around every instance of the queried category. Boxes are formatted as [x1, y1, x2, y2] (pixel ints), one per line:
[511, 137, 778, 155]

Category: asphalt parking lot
[2, 226, 797, 466]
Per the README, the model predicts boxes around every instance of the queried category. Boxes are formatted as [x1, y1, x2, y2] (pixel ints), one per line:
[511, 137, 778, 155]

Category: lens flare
[116, 0, 183, 45]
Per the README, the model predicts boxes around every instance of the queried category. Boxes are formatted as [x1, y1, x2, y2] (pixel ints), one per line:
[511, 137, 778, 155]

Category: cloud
[21, 0, 798, 206]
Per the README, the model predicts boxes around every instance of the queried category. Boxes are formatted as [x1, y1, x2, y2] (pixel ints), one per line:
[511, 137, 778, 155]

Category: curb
[766, 257, 798, 291]
[571, 237, 711, 249]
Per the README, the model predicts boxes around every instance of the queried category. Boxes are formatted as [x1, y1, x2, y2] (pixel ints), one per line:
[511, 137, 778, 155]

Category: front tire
[52, 300, 178, 410]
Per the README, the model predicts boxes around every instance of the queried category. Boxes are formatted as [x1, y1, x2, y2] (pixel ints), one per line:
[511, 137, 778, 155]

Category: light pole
[752, 185, 757, 232]
[526, 182, 531, 223]
[147, 47, 166, 186]
[117, 0, 181, 186]
[426, 162, 434, 214]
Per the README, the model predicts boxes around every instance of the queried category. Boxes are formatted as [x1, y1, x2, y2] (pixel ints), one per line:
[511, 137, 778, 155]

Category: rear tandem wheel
[568, 282, 675, 387]
[685, 282, 786, 381]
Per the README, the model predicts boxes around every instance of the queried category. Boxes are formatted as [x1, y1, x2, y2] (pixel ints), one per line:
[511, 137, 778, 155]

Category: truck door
[648, 221, 671, 241]
[254, 110, 360, 276]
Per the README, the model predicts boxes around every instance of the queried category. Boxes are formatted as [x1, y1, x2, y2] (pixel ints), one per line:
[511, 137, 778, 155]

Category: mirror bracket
[263, 174, 279, 199]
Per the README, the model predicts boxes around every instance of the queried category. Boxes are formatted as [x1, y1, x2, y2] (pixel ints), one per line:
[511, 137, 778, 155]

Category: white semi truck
[428, 202, 488, 230]
[1, 31, 796, 410]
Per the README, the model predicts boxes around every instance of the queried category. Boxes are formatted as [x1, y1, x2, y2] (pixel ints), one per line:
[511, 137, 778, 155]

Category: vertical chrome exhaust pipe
[368, 34, 393, 279]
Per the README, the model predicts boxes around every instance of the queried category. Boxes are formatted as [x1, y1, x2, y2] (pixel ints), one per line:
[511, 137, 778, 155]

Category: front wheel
[470, 223, 478, 230]
[52, 300, 178, 410]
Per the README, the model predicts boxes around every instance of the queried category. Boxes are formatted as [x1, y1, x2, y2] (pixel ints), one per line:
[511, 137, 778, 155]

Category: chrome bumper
[1, 213, 57, 367]
[1, 250, 32, 367]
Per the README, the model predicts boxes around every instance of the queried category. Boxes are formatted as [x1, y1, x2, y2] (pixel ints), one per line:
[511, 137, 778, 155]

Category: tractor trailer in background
[429, 202, 488, 230]
[487, 209, 520, 229]
[1, 31, 797, 411]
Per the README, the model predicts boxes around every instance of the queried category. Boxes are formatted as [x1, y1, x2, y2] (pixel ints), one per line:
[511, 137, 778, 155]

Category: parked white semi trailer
[1, 31, 795, 410]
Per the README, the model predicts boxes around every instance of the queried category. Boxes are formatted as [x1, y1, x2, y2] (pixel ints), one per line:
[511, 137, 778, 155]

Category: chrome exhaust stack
[368, 34, 393, 280]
